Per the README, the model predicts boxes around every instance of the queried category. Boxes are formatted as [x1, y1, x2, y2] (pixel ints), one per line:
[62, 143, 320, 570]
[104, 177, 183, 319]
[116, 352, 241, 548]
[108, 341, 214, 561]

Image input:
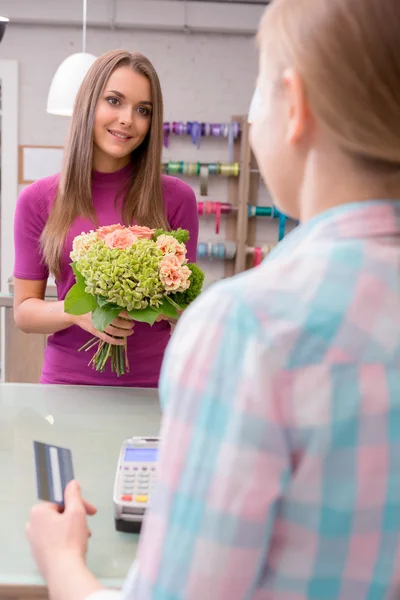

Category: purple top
[13, 164, 199, 387]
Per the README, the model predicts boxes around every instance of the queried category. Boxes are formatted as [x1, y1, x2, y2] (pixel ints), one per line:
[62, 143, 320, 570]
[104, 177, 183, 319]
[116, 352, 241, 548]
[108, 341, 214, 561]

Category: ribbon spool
[249, 244, 271, 267]
[163, 121, 241, 149]
[163, 123, 170, 148]
[211, 242, 225, 260]
[196, 241, 236, 260]
[197, 202, 232, 216]
[197, 242, 208, 259]
[219, 162, 239, 177]
[197, 201, 224, 234]
[162, 162, 239, 177]
[167, 161, 182, 175]
[253, 246, 263, 267]
[247, 205, 281, 218]
[224, 241, 236, 260]
[183, 162, 200, 176]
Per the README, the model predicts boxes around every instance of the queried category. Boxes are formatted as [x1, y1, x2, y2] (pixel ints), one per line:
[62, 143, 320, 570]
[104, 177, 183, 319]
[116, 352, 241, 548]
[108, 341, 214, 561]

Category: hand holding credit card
[33, 441, 74, 506]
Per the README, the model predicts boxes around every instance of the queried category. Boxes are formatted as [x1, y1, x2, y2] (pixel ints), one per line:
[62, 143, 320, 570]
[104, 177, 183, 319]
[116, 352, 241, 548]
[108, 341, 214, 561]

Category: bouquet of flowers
[64, 224, 204, 376]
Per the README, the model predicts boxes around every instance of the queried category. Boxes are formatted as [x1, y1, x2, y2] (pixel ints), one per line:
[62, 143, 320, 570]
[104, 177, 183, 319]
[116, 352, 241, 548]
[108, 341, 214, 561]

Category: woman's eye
[106, 97, 120, 106]
[137, 106, 151, 116]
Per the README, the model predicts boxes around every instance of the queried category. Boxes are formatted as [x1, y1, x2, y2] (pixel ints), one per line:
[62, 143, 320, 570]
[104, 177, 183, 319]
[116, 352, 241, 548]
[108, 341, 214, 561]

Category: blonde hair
[41, 50, 168, 278]
[258, 0, 400, 170]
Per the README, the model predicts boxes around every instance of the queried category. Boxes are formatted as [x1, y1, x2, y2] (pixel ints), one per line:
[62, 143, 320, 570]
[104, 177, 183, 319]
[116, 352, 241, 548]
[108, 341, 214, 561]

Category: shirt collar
[270, 200, 400, 260]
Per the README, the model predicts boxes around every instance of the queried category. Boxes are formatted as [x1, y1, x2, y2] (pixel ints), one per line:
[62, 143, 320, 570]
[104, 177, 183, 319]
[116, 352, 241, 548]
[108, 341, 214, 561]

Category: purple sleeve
[13, 181, 49, 280]
[167, 178, 199, 263]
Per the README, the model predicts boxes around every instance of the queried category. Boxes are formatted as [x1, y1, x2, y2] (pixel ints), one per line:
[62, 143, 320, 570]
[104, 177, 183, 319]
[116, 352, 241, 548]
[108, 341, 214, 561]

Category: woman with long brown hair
[13, 50, 198, 387]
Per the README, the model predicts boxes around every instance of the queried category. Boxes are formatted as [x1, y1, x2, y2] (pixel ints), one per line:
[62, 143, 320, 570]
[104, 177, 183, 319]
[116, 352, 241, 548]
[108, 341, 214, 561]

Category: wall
[1, 23, 258, 146]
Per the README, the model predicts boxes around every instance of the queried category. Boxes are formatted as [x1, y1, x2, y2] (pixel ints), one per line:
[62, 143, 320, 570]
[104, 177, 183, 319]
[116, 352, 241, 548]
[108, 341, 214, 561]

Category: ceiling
[163, 0, 270, 3]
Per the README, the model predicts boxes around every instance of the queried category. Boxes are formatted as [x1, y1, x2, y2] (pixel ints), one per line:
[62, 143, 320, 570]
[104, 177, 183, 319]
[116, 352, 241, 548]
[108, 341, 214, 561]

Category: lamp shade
[0, 17, 9, 44]
[47, 52, 97, 116]
[248, 87, 262, 124]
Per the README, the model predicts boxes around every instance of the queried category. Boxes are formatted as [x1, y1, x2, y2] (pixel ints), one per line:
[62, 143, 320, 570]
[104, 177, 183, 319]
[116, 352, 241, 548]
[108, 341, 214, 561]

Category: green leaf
[64, 283, 97, 315]
[158, 297, 178, 319]
[95, 296, 115, 309]
[92, 305, 121, 332]
[128, 306, 159, 326]
[96, 296, 109, 308]
[71, 263, 86, 289]
[164, 294, 183, 310]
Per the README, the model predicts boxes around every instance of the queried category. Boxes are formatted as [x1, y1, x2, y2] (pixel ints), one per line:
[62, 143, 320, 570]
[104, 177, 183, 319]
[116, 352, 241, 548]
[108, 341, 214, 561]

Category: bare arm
[13, 278, 73, 334]
[13, 278, 134, 344]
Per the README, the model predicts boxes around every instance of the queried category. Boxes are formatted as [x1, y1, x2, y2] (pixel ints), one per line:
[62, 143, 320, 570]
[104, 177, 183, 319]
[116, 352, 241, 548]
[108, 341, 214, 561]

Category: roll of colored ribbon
[219, 162, 240, 176]
[224, 241, 237, 260]
[167, 161, 177, 174]
[184, 162, 198, 176]
[219, 243, 226, 259]
[187, 162, 200, 176]
[211, 123, 222, 137]
[163, 122, 170, 148]
[253, 247, 262, 267]
[248, 206, 274, 217]
[221, 203, 233, 214]
[211, 242, 226, 260]
[248, 205, 257, 218]
[197, 242, 208, 259]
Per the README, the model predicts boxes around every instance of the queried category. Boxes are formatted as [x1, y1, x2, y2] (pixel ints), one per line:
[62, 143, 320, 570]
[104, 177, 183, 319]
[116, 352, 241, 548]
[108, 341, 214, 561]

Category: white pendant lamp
[248, 87, 262, 124]
[0, 16, 9, 44]
[47, 0, 97, 116]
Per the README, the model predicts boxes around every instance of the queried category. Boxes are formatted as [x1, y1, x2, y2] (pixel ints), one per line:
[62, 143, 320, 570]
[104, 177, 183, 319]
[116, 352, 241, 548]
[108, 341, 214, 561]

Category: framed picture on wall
[18, 145, 63, 184]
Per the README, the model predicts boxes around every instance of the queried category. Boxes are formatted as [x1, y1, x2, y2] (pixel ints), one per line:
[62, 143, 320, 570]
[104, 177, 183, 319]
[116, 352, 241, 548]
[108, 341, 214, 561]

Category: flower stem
[78, 336, 131, 376]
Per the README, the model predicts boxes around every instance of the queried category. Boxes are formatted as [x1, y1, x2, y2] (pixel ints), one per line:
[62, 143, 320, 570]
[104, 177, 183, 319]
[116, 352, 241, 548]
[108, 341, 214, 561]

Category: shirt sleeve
[13, 181, 49, 280]
[168, 178, 199, 263]
[122, 284, 291, 599]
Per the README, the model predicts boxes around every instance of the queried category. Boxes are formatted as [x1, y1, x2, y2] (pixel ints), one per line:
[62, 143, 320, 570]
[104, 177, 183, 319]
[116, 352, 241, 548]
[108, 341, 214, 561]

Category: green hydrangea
[171, 263, 205, 306]
[76, 239, 165, 311]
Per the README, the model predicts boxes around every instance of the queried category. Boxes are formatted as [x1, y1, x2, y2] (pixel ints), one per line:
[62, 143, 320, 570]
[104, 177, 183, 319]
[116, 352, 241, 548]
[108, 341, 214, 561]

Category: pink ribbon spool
[253, 246, 262, 267]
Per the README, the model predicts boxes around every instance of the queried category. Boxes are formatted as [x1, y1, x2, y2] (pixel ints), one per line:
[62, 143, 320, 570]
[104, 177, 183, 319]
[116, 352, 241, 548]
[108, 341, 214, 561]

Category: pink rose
[156, 234, 186, 264]
[129, 225, 155, 240]
[97, 224, 123, 240]
[104, 229, 137, 250]
[160, 254, 191, 292]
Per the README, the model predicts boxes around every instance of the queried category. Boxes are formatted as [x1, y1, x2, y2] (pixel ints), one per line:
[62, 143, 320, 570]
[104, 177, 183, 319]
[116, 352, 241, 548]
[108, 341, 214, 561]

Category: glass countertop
[0, 383, 161, 589]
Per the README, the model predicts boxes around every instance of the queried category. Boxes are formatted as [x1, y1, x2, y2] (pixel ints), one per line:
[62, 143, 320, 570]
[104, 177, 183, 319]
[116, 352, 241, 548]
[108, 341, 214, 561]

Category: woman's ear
[283, 68, 311, 145]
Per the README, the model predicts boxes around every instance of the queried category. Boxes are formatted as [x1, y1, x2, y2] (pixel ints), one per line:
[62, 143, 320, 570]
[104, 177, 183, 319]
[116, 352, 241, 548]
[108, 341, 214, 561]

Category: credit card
[33, 441, 74, 506]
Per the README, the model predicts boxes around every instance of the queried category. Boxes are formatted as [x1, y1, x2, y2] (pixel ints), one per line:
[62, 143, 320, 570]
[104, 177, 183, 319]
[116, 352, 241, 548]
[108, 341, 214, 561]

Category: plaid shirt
[90, 200, 400, 600]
